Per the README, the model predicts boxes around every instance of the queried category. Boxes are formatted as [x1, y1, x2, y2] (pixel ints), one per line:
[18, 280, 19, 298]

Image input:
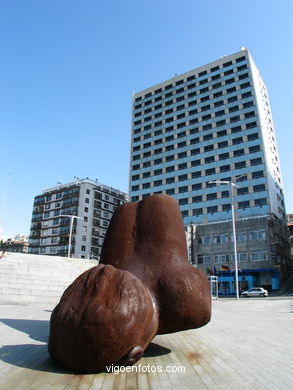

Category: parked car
[241, 287, 268, 298]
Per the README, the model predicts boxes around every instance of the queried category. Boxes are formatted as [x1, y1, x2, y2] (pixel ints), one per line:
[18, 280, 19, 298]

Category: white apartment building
[29, 178, 127, 259]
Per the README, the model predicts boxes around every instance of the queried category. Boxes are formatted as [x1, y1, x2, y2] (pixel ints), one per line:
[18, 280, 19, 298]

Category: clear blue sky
[0, 0, 293, 239]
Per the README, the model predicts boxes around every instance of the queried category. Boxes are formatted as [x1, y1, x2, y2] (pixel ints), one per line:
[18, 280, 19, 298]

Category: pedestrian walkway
[1, 297, 293, 389]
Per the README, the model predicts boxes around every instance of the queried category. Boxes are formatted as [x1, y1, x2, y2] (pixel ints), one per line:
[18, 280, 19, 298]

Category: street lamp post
[60, 215, 83, 258]
[209, 179, 240, 300]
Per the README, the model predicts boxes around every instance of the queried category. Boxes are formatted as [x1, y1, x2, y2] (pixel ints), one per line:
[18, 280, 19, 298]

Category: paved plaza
[0, 297, 293, 390]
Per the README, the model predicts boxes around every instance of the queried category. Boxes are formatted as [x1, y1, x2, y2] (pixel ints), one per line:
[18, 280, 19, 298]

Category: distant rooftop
[40, 178, 128, 198]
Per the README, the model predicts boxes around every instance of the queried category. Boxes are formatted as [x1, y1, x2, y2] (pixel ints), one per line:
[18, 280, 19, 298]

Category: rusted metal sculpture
[48, 194, 211, 373]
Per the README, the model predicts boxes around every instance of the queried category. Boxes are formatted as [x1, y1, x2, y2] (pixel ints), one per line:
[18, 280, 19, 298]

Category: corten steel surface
[48, 194, 211, 373]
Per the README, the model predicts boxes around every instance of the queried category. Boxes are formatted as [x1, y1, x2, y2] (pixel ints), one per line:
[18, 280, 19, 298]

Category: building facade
[0, 234, 29, 254]
[29, 178, 127, 259]
[129, 48, 291, 292]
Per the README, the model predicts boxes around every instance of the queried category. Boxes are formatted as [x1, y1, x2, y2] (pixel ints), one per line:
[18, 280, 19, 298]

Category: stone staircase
[0, 252, 97, 305]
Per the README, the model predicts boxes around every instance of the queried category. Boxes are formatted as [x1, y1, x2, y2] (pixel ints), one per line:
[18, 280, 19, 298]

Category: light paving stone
[1, 296, 293, 389]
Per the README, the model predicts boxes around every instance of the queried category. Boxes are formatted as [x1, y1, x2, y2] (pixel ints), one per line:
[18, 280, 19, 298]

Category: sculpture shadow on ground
[0, 341, 171, 374]
[143, 342, 171, 357]
[0, 318, 49, 343]
[0, 344, 70, 373]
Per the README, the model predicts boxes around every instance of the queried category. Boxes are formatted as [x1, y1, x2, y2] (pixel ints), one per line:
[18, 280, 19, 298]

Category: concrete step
[0, 252, 95, 304]
[0, 294, 62, 305]
[0, 287, 65, 296]
[0, 278, 74, 287]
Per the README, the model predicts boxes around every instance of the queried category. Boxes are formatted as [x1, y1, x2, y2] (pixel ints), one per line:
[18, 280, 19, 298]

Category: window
[226, 86, 236, 94]
[236, 56, 246, 63]
[218, 141, 228, 148]
[247, 133, 259, 142]
[242, 91, 252, 99]
[192, 183, 202, 190]
[217, 130, 227, 137]
[190, 127, 199, 134]
[192, 171, 201, 178]
[204, 145, 214, 152]
[250, 158, 262, 166]
[177, 141, 187, 148]
[178, 174, 188, 182]
[178, 186, 188, 193]
[215, 110, 225, 117]
[192, 195, 202, 203]
[166, 166, 175, 173]
[251, 251, 268, 262]
[223, 61, 232, 67]
[213, 234, 228, 244]
[221, 191, 229, 198]
[193, 208, 203, 215]
[81, 245, 86, 251]
[190, 137, 200, 145]
[190, 148, 200, 155]
[205, 168, 216, 176]
[232, 253, 248, 262]
[249, 145, 261, 153]
[205, 156, 215, 163]
[154, 158, 162, 165]
[222, 204, 231, 211]
[214, 254, 229, 264]
[166, 188, 175, 195]
[166, 155, 174, 162]
[246, 121, 257, 129]
[250, 230, 266, 240]
[252, 171, 264, 179]
[179, 198, 189, 205]
[219, 152, 229, 160]
[142, 183, 150, 189]
[154, 180, 162, 186]
[207, 193, 217, 200]
[225, 78, 235, 85]
[229, 105, 239, 113]
[203, 124, 212, 131]
[233, 149, 245, 157]
[239, 73, 249, 80]
[198, 235, 210, 245]
[227, 96, 238, 103]
[207, 205, 218, 213]
[236, 232, 247, 242]
[243, 101, 253, 109]
[231, 125, 242, 134]
[178, 163, 187, 170]
[178, 151, 187, 158]
[238, 200, 250, 209]
[166, 177, 175, 184]
[235, 161, 246, 169]
[237, 187, 249, 195]
[230, 115, 241, 123]
[220, 165, 230, 173]
[255, 198, 267, 206]
[253, 184, 265, 192]
[84, 207, 89, 213]
[203, 134, 213, 141]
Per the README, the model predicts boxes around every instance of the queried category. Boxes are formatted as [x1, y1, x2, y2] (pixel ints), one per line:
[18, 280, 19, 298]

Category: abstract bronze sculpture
[48, 194, 211, 373]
